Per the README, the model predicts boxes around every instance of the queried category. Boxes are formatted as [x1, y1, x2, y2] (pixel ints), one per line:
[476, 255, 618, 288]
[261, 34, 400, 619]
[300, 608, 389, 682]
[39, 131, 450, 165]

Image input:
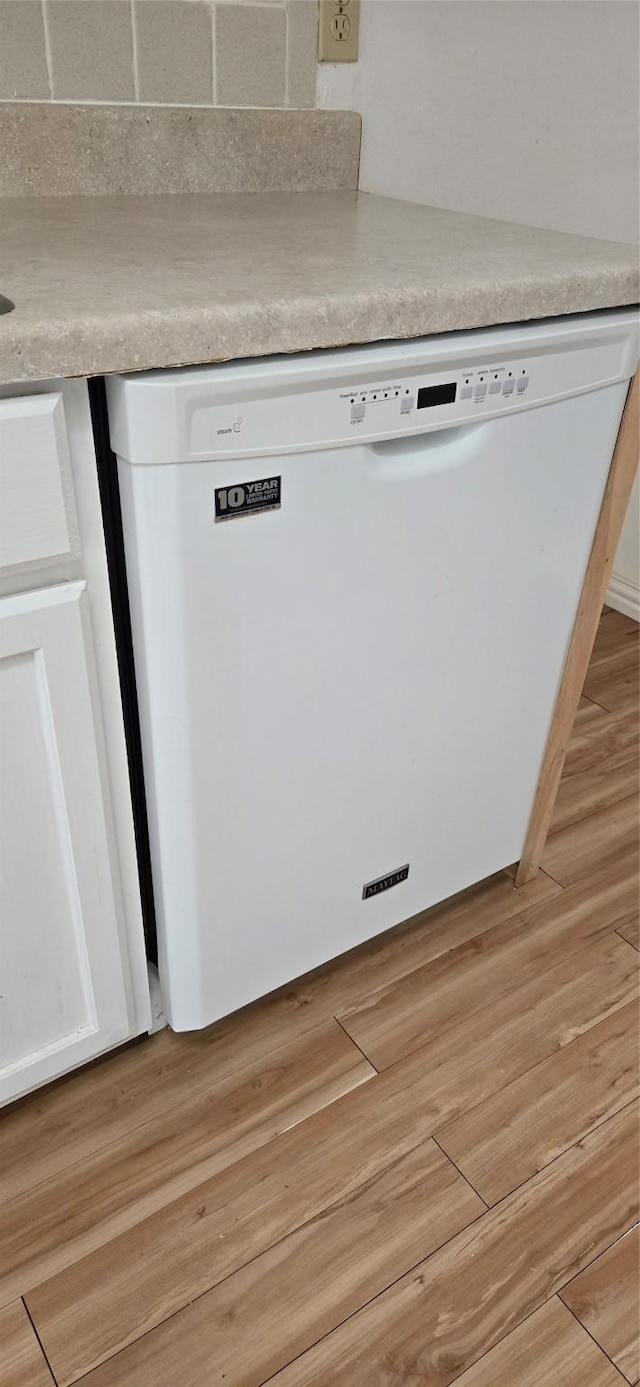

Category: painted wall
[319, 0, 639, 615]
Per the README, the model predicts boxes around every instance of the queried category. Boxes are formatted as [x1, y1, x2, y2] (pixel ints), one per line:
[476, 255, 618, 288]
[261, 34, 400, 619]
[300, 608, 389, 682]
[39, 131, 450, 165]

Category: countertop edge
[2, 276, 638, 386]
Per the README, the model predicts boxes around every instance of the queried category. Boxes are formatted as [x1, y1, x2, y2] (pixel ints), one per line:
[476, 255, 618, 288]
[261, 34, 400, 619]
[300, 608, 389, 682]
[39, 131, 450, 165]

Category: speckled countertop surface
[0, 189, 637, 384]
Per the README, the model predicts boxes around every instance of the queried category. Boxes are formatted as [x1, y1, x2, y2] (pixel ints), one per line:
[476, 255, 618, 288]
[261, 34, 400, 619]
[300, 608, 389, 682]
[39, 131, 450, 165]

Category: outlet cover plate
[318, 0, 360, 62]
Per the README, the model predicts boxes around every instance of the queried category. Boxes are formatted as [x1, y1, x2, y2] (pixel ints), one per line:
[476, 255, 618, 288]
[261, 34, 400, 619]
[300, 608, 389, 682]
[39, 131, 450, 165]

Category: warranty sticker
[214, 476, 281, 521]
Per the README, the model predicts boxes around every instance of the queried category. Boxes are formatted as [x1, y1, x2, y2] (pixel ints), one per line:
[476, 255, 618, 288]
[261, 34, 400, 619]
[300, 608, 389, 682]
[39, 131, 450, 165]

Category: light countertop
[0, 190, 637, 384]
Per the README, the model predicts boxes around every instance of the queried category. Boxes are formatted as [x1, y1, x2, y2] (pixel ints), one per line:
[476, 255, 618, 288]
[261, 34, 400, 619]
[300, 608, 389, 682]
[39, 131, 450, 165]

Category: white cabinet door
[0, 581, 130, 1103]
[0, 392, 80, 574]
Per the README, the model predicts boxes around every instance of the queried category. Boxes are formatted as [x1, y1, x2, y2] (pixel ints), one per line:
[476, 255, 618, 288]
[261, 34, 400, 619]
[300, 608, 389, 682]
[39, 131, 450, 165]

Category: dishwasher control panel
[343, 361, 530, 426]
[107, 309, 638, 465]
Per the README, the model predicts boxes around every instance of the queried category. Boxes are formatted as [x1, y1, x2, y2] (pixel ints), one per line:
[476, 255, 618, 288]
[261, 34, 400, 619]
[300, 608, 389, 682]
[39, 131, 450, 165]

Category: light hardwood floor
[2, 606, 638, 1387]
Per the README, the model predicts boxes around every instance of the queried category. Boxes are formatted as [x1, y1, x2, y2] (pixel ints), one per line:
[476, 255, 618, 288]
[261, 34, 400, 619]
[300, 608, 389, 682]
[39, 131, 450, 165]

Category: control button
[350, 403, 366, 422]
[502, 380, 515, 397]
[400, 396, 415, 413]
[517, 375, 530, 394]
[474, 384, 487, 401]
[460, 386, 473, 400]
[489, 380, 501, 394]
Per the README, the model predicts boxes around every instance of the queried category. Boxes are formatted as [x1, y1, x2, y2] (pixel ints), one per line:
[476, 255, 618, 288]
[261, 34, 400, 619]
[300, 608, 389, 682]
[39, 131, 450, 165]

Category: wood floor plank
[0, 1020, 373, 1305]
[541, 797, 639, 888]
[436, 999, 640, 1204]
[0, 1301, 54, 1387]
[575, 694, 609, 723]
[587, 635, 639, 679]
[584, 656, 640, 714]
[560, 1226, 640, 1384]
[75, 1141, 484, 1387]
[618, 919, 640, 951]
[266, 1102, 640, 1386]
[338, 867, 639, 1070]
[449, 1297, 627, 1386]
[0, 867, 558, 1207]
[597, 608, 639, 640]
[24, 932, 638, 1384]
[551, 750, 639, 834]
[589, 613, 639, 668]
[563, 707, 639, 779]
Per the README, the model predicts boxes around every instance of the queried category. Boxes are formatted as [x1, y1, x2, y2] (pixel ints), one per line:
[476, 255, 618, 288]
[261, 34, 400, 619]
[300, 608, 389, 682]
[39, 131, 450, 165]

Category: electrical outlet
[318, 0, 360, 63]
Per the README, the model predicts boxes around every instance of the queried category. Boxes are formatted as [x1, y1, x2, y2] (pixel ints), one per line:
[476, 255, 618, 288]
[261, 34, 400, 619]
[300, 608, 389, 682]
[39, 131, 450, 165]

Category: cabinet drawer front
[0, 393, 80, 573]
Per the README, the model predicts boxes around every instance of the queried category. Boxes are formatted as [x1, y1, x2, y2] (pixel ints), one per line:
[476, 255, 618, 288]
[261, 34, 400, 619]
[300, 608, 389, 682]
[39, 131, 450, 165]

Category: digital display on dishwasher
[417, 382, 457, 409]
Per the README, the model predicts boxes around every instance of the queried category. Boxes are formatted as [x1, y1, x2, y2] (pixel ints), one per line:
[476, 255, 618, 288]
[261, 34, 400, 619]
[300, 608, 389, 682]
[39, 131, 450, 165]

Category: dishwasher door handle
[366, 422, 490, 477]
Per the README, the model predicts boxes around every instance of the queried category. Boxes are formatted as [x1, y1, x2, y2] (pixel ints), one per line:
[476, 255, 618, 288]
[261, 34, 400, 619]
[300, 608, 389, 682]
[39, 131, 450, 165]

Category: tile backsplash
[0, 0, 318, 108]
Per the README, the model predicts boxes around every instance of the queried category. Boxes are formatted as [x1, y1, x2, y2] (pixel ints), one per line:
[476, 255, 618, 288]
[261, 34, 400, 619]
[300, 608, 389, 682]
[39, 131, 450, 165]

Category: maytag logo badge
[362, 863, 410, 900]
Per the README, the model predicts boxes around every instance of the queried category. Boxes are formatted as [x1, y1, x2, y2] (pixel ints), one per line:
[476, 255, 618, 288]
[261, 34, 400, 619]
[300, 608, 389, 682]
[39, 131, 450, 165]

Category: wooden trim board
[516, 373, 639, 886]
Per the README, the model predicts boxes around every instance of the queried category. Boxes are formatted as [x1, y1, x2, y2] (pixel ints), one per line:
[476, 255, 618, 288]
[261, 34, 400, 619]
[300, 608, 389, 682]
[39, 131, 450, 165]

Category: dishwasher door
[115, 373, 628, 1029]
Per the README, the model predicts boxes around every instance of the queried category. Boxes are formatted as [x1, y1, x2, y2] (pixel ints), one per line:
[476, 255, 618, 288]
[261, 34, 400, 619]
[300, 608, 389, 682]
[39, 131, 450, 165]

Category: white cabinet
[0, 383, 150, 1105]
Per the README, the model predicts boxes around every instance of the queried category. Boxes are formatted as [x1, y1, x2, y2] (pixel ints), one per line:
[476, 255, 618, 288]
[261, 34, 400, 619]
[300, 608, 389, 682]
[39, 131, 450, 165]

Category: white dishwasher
[107, 309, 637, 1030]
